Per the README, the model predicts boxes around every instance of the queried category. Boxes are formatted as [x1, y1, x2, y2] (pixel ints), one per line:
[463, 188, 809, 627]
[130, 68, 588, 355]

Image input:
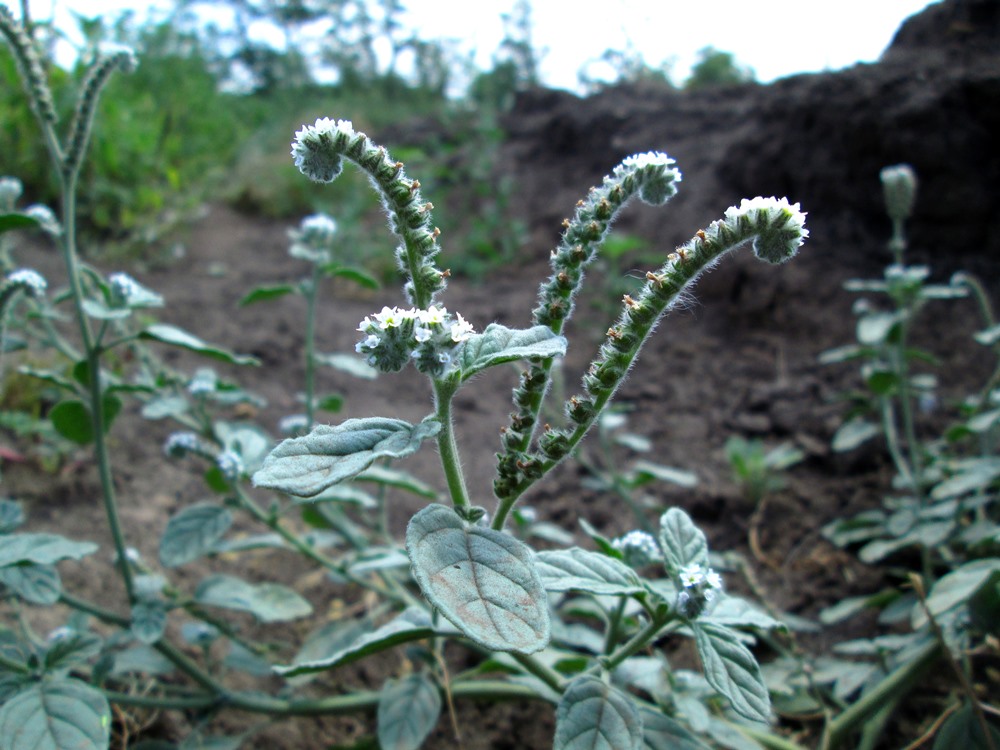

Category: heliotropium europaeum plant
[247, 115, 808, 745]
[0, 8, 816, 745]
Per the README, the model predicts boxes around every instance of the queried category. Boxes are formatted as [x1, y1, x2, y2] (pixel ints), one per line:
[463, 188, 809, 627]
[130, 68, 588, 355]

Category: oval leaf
[194, 574, 312, 623]
[554, 675, 643, 750]
[0, 678, 110, 750]
[377, 673, 442, 750]
[252, 418, 440, 497]
[0, 564, 61, 605]
[0, 534, 97, 567]
[406, 503, 550, 654]
[658, 508, 708, 576]
[159, 503, 233, 567]
[459, 324, 567, 380]
[692, 622, 771, 723]
[535, 548, 644, 595]
[641, 707, 711, 750]
[131, 601, 168, 644]
[139, 324, 259, 366]
[276, 608, 434, 677]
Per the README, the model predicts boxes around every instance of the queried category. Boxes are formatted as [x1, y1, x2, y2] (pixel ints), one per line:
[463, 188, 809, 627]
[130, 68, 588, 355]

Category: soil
[3, 1, 999, 748]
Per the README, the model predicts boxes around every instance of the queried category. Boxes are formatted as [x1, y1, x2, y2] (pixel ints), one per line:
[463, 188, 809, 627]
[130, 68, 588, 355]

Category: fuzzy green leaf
[0, 678, 110, 750]
[406, 503, 550, 654]
[831, 416, 879, 453]
[238, 284, 297, 306]
[49, 396, 121, 445]
[933, 701, 1000, 750]
[194, 574, 312, 623]
[276, 608, 434, 677]
[159, 503, 233, 567]
[914, 559, 1000, 630]
[554, 675, 643, 750]
[131, 601, 168, 644]
[640, 707, 710, 750]
[0, 534, 97, 567]
[0, 564, 61, 604]
[692, 622, 770, 723]
[377, 673, 442, 750]
[139, 324, 259, 366]
[0, 213, 40, 234]
[659, 508, 708, 576]
[253, 418, 440, 497]
[535, 548, 644, 596]
[459, 324, 567, 380]
[0, 500, 24, 534]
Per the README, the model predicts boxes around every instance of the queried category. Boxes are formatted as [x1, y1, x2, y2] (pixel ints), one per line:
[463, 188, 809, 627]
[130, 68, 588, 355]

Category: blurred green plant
[684, 46, 755, 90]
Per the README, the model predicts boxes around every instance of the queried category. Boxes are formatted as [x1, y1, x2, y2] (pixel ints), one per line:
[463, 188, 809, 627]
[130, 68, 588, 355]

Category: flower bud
[880, 164, 917, 223]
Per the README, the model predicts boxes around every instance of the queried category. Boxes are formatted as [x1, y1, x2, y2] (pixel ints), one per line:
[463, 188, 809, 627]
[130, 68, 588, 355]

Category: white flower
[617, 151, 678, 174]
[6, 268, 47, 297]
[419, 305, 448, 325]
[679, 563, 705, 588]
[726, 196, 808, 236]
[449, 313, 475, 343]
[216, 450, 244, 481]
[612, 530, 662, 567]
[705, 570, 724, 591]
[301, 213, 337, 237]
[24, 204, 61, 235]
[0, 177, 22, 210]
[374, 306, 404, 329]
[164, 432, 201, 457]
[413, 325, 432, 343]
[279, 414, 309, 435]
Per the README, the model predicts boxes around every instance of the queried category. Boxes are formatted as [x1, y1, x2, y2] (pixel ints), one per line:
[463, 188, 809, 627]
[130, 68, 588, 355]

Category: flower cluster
[717, 196, 809, 264]
[612, 530, 662, 568]
[356, 304, 475, 377]
[216, 450, 245, 482]
[674, 562, 724, 620]
[5, 268, 47, 298]
[612, 151, 682, 206]
[163, 431, 205, 458]
[289, 213, 338, 263]
[291, 118, 356, 184]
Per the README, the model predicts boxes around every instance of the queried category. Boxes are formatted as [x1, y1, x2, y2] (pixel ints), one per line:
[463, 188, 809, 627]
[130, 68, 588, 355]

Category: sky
[24, 0, 936, 91]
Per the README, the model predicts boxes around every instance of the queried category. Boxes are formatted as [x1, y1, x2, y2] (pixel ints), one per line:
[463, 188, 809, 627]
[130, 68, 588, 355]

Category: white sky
[26, 0, 936, 90]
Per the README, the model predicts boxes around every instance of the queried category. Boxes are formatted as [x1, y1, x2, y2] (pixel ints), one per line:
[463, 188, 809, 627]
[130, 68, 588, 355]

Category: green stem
[731, 723, 809, 750]
[303, 267, 320, 429]
[106, 679, 541, 717]
[433, 379, 470, 508]
[597, 610, 672, 673]
[823, 640, 940, 749]
[233, 486, 416, 607]
[510, 652, 566, 694]
[0, 651, 30, 675]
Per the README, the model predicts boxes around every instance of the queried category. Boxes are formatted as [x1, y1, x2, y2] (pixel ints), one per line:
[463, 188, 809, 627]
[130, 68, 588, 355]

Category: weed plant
[760, 166, 1000, 749]
[55, 12, 1000, 750]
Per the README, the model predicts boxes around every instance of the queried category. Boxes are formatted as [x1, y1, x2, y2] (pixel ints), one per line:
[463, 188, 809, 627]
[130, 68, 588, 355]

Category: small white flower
[164, 431, 201, 457]
[24, 204, 61, 235]
[449, 313, 475, 343]
[300, 213, 338, 238]
[216, 450, 244, 482]
[279, 414, 309, 435]
[374, 306, 405, 329]
[617, 151, 678, 173]
[679, 563, 705, 588]
[420, 305, 448, 325]
[612, 530, 662, 567]
[414, 325, 432, 343]
[6, 268, 47, 297]
[705, 570, 723, 591]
